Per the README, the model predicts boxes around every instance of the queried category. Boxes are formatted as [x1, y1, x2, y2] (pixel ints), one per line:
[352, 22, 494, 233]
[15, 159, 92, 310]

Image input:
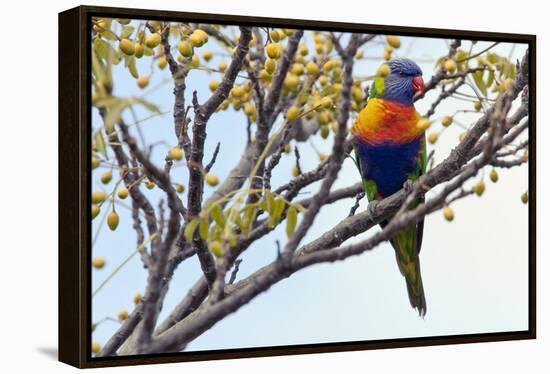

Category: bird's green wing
[353, 149, 378, 202]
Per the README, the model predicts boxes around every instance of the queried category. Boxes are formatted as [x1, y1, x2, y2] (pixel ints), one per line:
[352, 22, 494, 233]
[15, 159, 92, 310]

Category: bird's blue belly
[355, 138, 421, 197]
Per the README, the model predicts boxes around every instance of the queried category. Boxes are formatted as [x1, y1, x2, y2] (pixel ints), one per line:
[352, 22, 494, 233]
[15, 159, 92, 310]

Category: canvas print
[89, 16, 530, 357]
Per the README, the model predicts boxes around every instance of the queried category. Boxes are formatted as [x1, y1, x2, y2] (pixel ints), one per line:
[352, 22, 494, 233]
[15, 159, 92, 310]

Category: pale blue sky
[91, 21, 529, 352]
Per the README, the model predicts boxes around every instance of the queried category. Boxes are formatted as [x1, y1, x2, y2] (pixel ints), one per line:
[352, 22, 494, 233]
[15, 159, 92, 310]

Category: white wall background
[0, 0, 546, 372]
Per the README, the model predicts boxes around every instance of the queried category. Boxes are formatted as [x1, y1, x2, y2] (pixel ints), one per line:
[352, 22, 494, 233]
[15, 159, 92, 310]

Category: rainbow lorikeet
[351, 58, 427, 316]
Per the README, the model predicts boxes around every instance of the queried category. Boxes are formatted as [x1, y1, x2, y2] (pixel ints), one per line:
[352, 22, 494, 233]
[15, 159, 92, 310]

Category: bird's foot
[403, 179, 415, 194]
[367, 200, 378, 223]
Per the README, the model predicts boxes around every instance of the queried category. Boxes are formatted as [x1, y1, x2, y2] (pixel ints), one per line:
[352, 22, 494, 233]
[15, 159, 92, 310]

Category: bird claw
[367, 201, 378, 223]
[403, 179, 414, 194]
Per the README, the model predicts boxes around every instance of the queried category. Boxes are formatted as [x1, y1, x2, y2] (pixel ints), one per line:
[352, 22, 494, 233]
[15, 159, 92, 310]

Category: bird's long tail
[382, 221, 427, 317]
[393, 246, 426, 317]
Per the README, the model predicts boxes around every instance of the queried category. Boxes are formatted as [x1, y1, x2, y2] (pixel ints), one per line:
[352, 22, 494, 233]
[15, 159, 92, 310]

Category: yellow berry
[168, 147, 184, 161]
[286, 106, 300, 121]
[117, 187, 129, 199]
[442, 115, 453, 127]
[145, 33, 161, 49]
[319, 97, 333, 109]
[291, 63, 304, 76]
[133, 293, 142, 304]
[157, 56, 167, 69]
[489, 169, 499, 183]
[355, 51, 364, 60]
[148, 21, 162, 32]
[218, 60, 227, 72]
[319, 153, 328, 161]
[100, 170, 112, 184]
[208, 80, 219, 92]
[386, 35, 401, 48]
[145, 180, 155, 190]
[320, 126, 330, 139]
[317, 111, 330, 125]
[474, 100, 482, 111]
[270, 30, 280, 42]
[107, 211, 119, 231]
[189, 29, 208, 47]
[137, 76, 150, 89]
[265, 58, 276, 74]
[292, 164, 299, 177]
[443, 206, 454, 221]
[231, 85, 244, 98]
[119, 39, 135, 56]
[259, 69, 272, 82]
[205, 173, 219, 186]
[266, 43, 281, 59]
[91, 191, 107, 204]
[92, 257, 106, 269]
[176, 183, 185, 193]
[443, 59, 457, 73]
[244, 102, 256, 116]
[91, 157, 100, 169]
[117, 309, 129, 321]
[177, 40, 193, 57]
[459, 132, 467, 141]
[209, 240, 224, 257]
[189, 54, 200, 68]
[322, 60, 337, 72]
[92, 204, 100, 219]
[202, 50, 213, 61]
[417, 118, 431, 131]
[428, 132, 439, 144]
[521, 192, 528, 204]
[283, 74, 299, 91]
[306, 61, 319, 75]
[377, 64, 390, 77]
[91, 342, 101, 354]
[474, 180, 486, 196]
[283, 144, 291, 153]
[134, 43, 144, 58]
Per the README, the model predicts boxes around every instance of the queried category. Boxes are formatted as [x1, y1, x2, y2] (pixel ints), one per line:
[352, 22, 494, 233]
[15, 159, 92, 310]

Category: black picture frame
[59, 5, 536, 368]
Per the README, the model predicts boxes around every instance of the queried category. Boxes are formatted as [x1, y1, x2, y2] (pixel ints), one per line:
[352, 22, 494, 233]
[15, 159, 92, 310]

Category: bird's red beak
[412, 75, 425, 95]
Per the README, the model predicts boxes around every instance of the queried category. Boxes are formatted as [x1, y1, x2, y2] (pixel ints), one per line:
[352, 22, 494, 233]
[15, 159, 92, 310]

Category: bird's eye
[399, 71, 406, 77]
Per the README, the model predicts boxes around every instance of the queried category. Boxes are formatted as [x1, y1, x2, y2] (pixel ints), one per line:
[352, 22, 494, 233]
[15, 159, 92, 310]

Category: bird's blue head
[378, 58, 424, 106]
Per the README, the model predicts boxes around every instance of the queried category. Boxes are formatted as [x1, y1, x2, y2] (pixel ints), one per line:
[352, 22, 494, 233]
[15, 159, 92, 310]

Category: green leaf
[93, 130, 107, 159]
[94, 37, 118, 64]
[286, 206, 298, 238]
[126, 56, 139, 79]
[101, 30, 118, 41]
[103, 98, 127, 133]
[210, 204, 226, 229]
[240, 205, 256, 237]
[184, 219, 201, 242]
[264, 190, 274, 214]
[199, 218, 209, 240]
[268, 198, 285, 228]
[486, 70, 495, 88]
[130, 97, 161, 114]
[120, 26, 135, 39]
[472, 70, 487, 96]
[143, 46, 154, 56]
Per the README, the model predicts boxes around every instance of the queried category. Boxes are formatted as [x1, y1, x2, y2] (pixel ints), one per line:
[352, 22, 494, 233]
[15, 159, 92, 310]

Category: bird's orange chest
[352, 98, 421, 144]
